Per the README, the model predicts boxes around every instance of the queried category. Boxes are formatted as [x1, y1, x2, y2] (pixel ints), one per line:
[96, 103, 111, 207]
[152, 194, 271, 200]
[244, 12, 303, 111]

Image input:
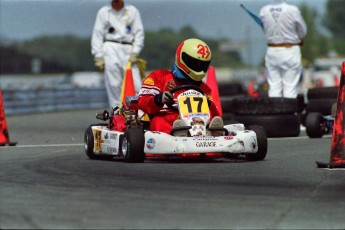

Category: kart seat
[125, 96, 151, 129]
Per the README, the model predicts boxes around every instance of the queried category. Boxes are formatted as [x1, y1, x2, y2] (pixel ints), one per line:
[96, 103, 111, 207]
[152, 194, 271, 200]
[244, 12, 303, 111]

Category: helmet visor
[182, 52, 210, 73]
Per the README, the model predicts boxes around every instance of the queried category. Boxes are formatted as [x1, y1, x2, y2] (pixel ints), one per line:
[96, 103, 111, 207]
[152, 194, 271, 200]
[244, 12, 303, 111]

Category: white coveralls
[91, 4, 144, 107]
[260, 1, 307, 98]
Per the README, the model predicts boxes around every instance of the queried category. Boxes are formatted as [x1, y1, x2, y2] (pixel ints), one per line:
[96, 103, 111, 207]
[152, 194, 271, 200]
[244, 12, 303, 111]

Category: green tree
[141, 26, 243, 70]
[322, 0, 345, 55]
[299, 4, 329, 63]
[142, 28, 179, 70]
[15, 35, 93, 71]
[13, 26, 245, 72]
[323, 0, 345, 39]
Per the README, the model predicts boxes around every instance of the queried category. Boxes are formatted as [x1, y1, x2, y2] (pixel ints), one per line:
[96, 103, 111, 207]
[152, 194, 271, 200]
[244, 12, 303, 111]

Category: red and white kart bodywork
[84, 85, 267, 162]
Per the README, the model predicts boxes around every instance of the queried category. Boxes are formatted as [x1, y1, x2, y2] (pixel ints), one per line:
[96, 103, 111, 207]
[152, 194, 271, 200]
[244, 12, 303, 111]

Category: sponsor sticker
[93, 129, 104, 152]
[192, 136, 217, 141]
[146, 138, 156, 150]
[152, 131, 161, 134]
[190, 113, 208, 117]
[196, 141, 217, 147]
[107, 147, 118, 154]
[180, 90, 202, 97]
[110, 133, 117, 140]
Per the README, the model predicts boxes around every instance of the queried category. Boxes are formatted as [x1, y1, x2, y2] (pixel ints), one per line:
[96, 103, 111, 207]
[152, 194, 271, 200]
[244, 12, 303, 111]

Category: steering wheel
[170, 84, 205, 95]
[166, 84, 206, 111]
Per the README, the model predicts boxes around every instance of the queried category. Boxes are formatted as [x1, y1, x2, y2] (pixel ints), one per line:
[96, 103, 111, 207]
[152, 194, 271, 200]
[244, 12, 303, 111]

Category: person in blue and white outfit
[260, 0, 307, 98]
[91, 0, 144, 107]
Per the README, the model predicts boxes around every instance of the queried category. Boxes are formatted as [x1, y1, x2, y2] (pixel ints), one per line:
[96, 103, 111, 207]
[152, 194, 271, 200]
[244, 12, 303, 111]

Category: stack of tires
[218, 81, 246, 115]
[219, 81, 304, 138]
[228, 96, 303, 137]
[305, 86, 338, 118]
[304, 86, 339, 138]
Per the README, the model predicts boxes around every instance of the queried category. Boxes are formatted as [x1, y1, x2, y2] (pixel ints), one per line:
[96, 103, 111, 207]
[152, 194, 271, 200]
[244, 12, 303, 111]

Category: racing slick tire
[218, 82, 245, 97]
[84, 124, 114, 160]
[305, 112, 324, 138]
[221, 97, 235, 113]
[245, 125, 267, 161]
[306, 98, 337, 115]
[233, 114, 301, 138]
[231, 97, 301, 115]
[121, 128, 145, 163]
[307, 86, 339, 100]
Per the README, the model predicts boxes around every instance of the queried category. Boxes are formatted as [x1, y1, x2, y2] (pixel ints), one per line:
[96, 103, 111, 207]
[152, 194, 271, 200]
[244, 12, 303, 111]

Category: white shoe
[172, 119, 188, 137]
[207, 116, 224, 136]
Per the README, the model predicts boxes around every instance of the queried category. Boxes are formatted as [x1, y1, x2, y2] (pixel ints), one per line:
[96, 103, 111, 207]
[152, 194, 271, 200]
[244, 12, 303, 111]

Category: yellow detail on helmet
[175, 38, 212, 81]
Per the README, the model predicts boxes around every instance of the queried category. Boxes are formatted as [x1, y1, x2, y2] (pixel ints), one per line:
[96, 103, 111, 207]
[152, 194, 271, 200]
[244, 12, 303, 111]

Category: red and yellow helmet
[175, 38, 212, 81]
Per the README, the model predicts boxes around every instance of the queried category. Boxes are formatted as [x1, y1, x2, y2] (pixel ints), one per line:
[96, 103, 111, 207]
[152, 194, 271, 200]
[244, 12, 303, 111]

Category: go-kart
[305, 112, 334, 138]
[84, 85, 268, 162]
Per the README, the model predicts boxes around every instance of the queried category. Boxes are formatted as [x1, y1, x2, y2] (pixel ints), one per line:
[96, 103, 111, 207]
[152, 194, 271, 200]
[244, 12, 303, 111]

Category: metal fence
[1, 68, 260, 116]
[2, 86, 109, 115]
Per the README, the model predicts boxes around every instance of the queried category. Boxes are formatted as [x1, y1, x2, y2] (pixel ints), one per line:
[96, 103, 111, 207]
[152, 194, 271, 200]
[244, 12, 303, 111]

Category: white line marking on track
[268, 135, 332, 141]
[5, 143, 84, 148]
[323, 168, 345, 171]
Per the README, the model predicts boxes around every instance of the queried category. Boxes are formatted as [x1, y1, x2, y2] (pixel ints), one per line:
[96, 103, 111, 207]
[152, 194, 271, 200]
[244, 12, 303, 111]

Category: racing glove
[94, 57, 105, 71]
[129, 53, 139, 63]
[154, 91, 173, 106]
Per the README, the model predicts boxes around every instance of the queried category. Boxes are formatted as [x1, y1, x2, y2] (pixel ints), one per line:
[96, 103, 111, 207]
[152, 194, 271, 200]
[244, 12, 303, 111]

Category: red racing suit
[138, 69, 221, 134]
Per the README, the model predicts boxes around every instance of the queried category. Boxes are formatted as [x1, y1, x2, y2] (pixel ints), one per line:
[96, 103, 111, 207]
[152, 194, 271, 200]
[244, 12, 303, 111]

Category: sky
[0, 0, 327, 66]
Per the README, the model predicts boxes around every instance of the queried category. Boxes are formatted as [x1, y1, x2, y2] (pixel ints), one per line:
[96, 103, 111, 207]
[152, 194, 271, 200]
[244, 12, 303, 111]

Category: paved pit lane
[1, 110, 344, 229]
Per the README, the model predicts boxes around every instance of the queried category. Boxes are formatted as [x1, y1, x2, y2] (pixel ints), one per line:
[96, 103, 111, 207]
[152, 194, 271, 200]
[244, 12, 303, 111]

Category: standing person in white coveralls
[260, 0, 307, 98]
[91, 0, 144, 107]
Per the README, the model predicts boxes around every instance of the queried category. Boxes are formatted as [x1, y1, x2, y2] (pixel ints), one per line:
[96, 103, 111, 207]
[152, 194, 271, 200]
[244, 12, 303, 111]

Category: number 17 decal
[179, 96, 209, 114]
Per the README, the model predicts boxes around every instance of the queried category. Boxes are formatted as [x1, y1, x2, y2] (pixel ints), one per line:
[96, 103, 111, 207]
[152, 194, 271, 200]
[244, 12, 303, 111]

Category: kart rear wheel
[245, 125, 267, 161]
[306, 112, 324, 138]
[121, 128, 145, 163]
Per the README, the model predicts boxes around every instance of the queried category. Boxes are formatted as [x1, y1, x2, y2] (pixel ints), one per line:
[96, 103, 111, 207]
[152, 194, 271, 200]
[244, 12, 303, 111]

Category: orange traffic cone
[316, 62, 345, 168]
[120, 62, 136, 109]
[0, 90, 17, 146]
[206, 66, 223, 117]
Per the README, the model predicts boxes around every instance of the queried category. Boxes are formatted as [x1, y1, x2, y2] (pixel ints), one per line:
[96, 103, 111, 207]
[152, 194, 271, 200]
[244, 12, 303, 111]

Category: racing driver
[137, 38, 223, 136]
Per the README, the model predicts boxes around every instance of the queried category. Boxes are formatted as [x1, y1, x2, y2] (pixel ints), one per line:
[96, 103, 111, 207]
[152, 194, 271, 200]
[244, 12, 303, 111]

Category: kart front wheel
[84, 125, 113, 160]
[121, 128, 145, 163]
[84, 126, 99, 159]
[245, 125, 267, 161]
[306, 112, 324, 138]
